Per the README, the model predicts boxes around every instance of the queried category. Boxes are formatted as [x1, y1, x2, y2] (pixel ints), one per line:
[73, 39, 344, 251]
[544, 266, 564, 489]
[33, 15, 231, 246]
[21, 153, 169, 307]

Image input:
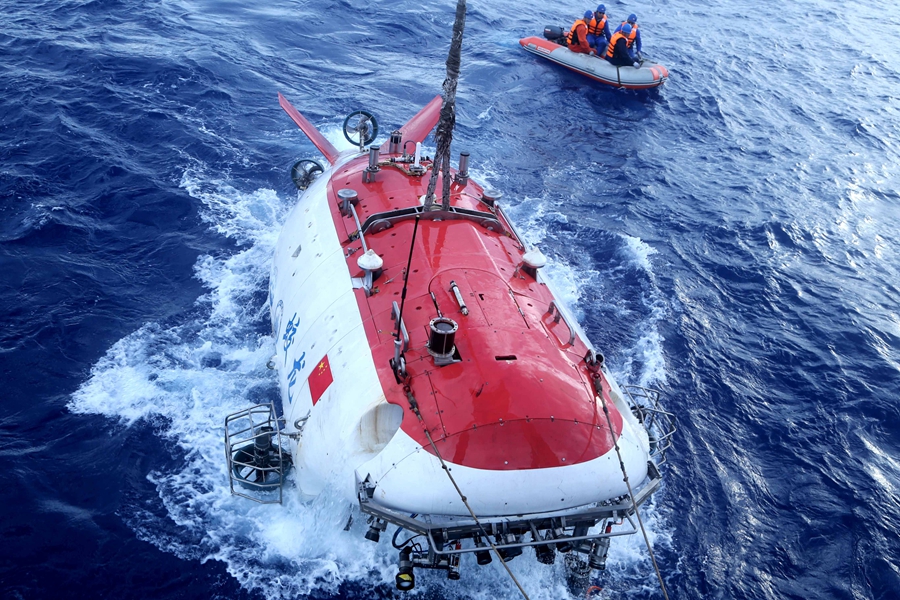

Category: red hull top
[319, 120, 623, 471]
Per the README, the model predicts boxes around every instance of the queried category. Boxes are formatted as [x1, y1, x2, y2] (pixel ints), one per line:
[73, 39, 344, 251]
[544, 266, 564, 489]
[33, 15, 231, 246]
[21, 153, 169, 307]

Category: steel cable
[404, 387, 532, 600]
[596, 383, 670, 600]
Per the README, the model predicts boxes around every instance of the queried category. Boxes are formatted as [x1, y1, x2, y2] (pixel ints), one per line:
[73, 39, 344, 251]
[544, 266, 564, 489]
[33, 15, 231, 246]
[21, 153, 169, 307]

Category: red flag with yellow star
[309, 355, 333, 405]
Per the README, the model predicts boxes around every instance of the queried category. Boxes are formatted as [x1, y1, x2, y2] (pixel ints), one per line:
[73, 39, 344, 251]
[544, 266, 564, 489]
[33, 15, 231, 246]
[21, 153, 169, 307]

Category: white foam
[69, 158, 674, 598]
[622, 233, 659, 273]
[503, 187, 670, 389]
[619, 234, 669, 389]
[600, 495, 679, 596]
[323, 123, 357, 153]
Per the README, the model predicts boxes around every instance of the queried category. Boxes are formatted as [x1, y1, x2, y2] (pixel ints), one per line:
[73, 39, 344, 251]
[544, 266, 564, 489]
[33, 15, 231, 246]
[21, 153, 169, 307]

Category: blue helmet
[621, 23, 633, 35]
[597, 4, 606, 13]
[584, 10, 594, 19]
[627, 13, 637, 24]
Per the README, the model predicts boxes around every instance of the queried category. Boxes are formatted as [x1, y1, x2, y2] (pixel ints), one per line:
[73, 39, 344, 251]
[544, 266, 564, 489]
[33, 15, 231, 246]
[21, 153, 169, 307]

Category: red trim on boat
[519, 36, 668, 90]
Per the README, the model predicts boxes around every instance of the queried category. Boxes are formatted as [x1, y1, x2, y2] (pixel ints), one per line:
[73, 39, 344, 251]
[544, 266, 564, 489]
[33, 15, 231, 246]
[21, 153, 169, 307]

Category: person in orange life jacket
[566, 10, 594, 55]
[586, 4, 611, 53]
[613, 13, 642, 59]
[604, 23, 639, 67]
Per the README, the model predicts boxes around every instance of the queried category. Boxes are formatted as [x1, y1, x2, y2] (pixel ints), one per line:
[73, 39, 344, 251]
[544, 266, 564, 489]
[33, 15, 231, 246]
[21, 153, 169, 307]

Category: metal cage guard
[224, 403, 291, 504]
[622, 385, 677, 465]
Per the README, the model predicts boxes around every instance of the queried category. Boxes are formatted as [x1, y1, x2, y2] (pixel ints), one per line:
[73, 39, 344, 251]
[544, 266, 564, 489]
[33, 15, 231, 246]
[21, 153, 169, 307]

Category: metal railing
[391, 301, 410, 352]
[357, 461, 661, 557]
[357, 204, 508, 237]
[546, 301, 576, 346]
[349, 203, 369, 253]
[623, 385, 677, 465]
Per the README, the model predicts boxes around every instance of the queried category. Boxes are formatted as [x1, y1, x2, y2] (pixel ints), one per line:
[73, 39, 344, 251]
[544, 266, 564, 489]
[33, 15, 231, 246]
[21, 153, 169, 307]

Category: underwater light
[395, 547, 415, 591]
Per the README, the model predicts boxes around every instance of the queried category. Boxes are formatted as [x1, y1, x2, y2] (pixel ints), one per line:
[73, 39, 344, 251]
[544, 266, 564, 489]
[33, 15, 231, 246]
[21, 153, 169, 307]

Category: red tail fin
[278, 92, 340, 166]
[379, 95, 442, 153]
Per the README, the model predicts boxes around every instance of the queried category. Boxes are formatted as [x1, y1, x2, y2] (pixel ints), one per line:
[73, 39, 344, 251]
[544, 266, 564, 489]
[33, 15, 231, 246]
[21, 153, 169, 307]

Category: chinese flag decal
[309, 355, 333, 406]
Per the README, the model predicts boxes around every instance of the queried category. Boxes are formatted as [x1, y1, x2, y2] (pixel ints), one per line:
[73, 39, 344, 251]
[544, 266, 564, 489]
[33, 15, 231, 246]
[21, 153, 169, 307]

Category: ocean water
[2, 0, 899, 599]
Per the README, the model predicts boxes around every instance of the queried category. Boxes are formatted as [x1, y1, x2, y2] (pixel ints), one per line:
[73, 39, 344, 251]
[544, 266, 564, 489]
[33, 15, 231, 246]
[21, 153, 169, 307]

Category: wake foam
[619, 234, 669, 389]
[505, 190, 669, 389]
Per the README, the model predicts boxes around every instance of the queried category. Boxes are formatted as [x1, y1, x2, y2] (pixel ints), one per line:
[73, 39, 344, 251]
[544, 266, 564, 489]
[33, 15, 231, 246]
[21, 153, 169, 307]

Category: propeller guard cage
[225, 402, 292, 504]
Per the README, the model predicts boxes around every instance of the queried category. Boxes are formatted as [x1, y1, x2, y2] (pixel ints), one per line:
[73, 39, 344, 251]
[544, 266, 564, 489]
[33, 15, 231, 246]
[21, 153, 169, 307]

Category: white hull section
[355, 418, 648, 518]
[270, 152, 401, 501]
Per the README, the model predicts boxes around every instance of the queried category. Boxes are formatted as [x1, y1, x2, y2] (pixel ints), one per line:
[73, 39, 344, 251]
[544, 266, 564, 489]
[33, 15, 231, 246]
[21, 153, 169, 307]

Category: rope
[596, 379, 670, 600]
[424, 0, 467, 210]
[405, 387, 532, 600]
[394, 216, 420, 343]
[404, 8, 527, 591]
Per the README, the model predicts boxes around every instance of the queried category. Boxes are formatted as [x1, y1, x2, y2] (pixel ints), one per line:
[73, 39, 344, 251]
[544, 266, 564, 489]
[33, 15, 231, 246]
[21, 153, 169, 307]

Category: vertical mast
[424, 0, 467, 210]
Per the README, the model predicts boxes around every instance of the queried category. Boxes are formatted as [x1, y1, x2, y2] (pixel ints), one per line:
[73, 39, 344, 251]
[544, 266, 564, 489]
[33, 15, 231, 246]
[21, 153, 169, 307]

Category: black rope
[424, 0, 466, 210]
[406, 5, 529, 598]
[395, 216, 420, 342]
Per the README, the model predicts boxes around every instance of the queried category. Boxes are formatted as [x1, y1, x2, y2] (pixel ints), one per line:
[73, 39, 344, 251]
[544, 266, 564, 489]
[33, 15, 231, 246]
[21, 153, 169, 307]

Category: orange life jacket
[605, 31, 627, 58]
[619, 21, 638, 47]
[587, 15, 607, 36]
[566, 19, 588, 46]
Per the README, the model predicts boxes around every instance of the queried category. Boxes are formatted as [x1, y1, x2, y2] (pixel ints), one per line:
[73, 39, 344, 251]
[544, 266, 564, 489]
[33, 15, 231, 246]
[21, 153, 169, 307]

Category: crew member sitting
[613, 13, 642, 59]
[587, 5, 611, 54]
[604, 23, 638, 67]
[566, 10, 594, 55]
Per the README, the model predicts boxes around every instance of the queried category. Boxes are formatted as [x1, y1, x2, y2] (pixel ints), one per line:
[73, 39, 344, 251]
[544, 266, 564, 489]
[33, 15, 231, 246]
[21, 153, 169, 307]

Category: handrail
[349, 203, 368, 252]
[358, 204, 507, 237]
[493, 202, 525, 248]
[546, 301, 576, 346]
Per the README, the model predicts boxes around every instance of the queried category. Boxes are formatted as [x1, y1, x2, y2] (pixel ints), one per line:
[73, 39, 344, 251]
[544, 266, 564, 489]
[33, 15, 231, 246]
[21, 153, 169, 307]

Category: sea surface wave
[2, 0, 899, 599]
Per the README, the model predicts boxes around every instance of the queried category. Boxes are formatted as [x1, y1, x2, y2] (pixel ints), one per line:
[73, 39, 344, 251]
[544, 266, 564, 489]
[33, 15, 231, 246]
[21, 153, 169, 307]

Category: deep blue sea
[3, 0, 899, 598]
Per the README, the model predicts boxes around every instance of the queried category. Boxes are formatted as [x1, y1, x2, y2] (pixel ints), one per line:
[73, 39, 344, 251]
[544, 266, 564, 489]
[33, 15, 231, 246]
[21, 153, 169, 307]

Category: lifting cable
[596, 385, 670, 600]
[404, 2, 523, 597]
[424, 0, 466, 211]
[405, 388, 532, 600]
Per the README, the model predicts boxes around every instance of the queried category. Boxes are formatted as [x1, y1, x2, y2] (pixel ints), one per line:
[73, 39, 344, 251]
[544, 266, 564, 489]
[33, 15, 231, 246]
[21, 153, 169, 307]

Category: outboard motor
[543, 25, 567, 45]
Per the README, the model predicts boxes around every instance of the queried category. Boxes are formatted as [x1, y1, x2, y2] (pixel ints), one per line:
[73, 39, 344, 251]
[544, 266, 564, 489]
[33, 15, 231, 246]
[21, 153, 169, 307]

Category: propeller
[290, 159, 324, 190]
[342, 110, 379, 147]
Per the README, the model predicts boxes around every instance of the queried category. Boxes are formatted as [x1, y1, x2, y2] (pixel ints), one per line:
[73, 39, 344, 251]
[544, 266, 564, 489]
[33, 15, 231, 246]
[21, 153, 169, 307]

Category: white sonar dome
[523, 247, 547, 269]
[357, 248, 384, 271]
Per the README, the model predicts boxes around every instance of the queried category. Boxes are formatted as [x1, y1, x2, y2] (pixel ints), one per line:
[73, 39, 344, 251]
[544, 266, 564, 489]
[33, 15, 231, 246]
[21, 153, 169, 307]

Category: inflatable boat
[520, 26, 669, 90]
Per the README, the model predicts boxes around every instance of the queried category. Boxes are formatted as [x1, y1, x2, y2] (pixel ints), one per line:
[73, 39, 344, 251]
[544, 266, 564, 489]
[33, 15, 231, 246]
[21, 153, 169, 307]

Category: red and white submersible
[224, 4, 675, 594]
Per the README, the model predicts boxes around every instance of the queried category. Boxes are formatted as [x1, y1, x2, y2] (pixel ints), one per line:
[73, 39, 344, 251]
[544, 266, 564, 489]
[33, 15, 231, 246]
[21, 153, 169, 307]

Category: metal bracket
[546, 301, 576, 346]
